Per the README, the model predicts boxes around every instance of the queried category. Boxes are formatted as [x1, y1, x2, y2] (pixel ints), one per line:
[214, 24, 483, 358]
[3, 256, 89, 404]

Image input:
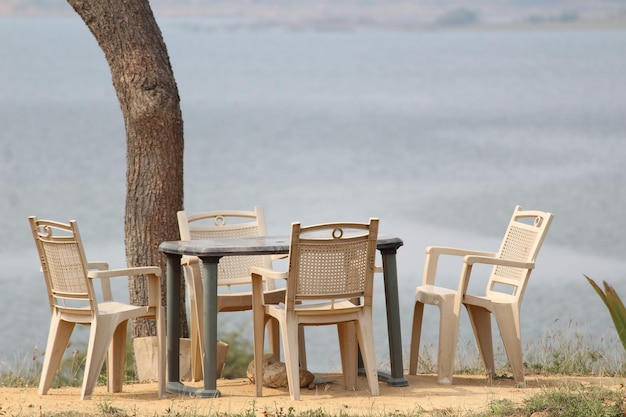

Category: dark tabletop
[159, 234, 403, 257]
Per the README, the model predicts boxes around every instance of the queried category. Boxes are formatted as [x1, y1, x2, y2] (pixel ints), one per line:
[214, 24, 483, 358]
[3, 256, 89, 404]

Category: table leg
[165, 253, 221, 397]
[379, 249, 409, 386]
[165, 253, 182, 392]
[199, 256, 221, 397]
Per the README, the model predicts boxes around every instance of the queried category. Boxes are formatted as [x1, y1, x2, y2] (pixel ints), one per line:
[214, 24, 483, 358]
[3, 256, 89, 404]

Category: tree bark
[67, 0, 187, 338]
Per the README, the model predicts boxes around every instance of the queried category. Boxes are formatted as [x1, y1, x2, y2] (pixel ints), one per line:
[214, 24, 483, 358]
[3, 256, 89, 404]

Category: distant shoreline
[442, 15, 626, 32]
[0, 12, 626, 32]
[1, 10, 625, 32]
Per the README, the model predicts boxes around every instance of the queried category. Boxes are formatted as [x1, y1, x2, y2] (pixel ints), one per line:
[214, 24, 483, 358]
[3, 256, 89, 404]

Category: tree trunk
[67, 0, 188, 338]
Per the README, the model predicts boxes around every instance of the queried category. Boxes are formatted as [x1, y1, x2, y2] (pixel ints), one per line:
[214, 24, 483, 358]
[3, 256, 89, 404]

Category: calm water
[1, 17, 625, 372]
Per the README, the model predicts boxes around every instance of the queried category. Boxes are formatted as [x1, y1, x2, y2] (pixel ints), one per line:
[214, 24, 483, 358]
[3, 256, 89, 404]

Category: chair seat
[463, 293, 516, 309]
[58, 302, 150, 323]
[99, 301, 148, 314]
[415, 285, 456, 304]
[269, 299, 361, 315]
[217, 288, 286, 312]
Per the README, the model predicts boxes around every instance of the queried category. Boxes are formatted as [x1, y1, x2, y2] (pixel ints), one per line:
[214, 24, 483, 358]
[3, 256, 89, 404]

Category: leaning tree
[66, 0, 188, 338]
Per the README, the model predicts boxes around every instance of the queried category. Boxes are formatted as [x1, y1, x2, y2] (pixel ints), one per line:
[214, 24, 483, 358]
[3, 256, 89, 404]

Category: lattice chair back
[179, 207, 275, 290]
[286, 219, 379, 311]
[29, 218, 97, 317]
[487, 205, 554, 300]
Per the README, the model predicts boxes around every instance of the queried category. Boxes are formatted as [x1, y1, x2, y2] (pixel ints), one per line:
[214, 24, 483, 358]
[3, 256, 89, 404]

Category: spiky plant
[585, 274, 626, 352]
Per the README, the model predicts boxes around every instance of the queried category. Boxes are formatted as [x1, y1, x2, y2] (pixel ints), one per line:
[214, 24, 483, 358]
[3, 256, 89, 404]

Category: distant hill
[2, 0, 625, 30]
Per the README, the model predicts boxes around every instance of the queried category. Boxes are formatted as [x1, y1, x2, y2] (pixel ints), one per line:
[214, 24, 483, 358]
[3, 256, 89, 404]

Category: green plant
[219, 323, 254, 379]
[487, 398, 516, 415]
[585, 274, 626, 352]
[524, 384, 625, 417]
[96, 395, 124, 415]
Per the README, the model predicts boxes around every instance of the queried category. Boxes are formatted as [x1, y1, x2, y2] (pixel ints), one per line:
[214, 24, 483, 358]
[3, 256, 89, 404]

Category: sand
[1, 373, 624, 416]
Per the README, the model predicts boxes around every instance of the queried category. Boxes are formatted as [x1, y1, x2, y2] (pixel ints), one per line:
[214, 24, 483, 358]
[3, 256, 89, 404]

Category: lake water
[1, 17, 625, 373]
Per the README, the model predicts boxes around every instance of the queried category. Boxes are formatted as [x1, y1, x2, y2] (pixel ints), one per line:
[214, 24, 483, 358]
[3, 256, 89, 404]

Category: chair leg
[190, 326, 203, 382]
[252, 280, 267, 399]
[186, 264, 204, 382]
[436, 297, 460, 385]
[107, 321, 128, 393]
[297, 326, 307, 371]
[493, 304, 525, 385]
[355, 312, 379, 396]
[82, 319, 116, 400]
[337, 321, 358, 391]
[465, 304, 495, 380]
[409, 301, 424, 375]
[189, 296, 203, 382]
[252, 318, 266, 397]
[281, 316, 301, 400]
[267, 317, 280, 356]
[268, 320, 307, 371]
[39, 317, 75, 395]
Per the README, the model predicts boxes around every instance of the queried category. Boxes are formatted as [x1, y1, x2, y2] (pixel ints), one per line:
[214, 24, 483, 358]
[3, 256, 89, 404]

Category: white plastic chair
[251, 219, 380, 400]
[29, 216, 165, 400]
[177, 207, 303, 381]
[408, 206, 553, 385]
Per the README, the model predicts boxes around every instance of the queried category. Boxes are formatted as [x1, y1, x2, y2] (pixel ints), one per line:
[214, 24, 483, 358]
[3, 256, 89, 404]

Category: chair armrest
[426, 246, 495, 258]
[270, 254, 288, 261]
[464, 255, 534, 269]
[87, 261, 109, 270]
[422, 246, 496, 286]
[250, 266, 289, 315]
[88, 266, 161, 279]
[88, 267, 161, 304]
[249, 266, 287, 281]
[455, 257, 534, 297]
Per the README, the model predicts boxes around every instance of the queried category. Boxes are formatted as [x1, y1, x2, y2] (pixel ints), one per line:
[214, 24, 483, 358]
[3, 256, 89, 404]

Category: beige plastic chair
[251, 219, 380, 400]
[28, 216, 165, 400]
[177, 207, 303, 381]
[408, 206, 553, 385]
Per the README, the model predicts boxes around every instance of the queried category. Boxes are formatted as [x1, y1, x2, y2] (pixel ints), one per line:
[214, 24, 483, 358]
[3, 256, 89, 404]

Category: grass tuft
[523, 384, 625, 417]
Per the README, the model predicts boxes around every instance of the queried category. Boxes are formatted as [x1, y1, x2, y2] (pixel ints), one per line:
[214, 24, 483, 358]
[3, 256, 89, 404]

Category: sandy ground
[1, 373, 624, 416]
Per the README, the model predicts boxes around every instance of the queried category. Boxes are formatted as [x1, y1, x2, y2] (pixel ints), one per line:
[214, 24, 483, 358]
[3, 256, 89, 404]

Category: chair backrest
[487, 205, 554, 300]
[177, 207, 275, 289]
[28, 216, 97, 317]
[284, 218, 379, 311]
